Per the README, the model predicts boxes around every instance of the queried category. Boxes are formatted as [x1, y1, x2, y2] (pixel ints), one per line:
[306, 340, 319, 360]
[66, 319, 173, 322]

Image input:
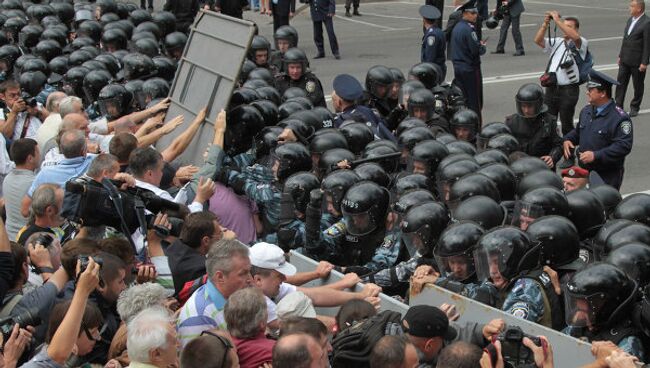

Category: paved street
[155, 0, 647, 194]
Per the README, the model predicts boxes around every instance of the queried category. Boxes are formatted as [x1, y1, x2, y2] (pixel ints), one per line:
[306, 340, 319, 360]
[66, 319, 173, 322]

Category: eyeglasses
[82, 325, 103, 342]
[200, 330, 233, 367]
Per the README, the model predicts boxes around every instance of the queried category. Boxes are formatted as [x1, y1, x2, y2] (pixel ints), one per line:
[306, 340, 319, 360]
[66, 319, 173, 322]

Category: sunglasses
[201, 330, 233, 367]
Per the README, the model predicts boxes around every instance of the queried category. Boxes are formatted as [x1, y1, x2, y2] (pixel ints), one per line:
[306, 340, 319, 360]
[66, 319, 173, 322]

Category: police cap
[459, 0, 478, 12]
[586, 70, 620, 90]
[419, 5, 441, 20]
[333, 74, 364, 101]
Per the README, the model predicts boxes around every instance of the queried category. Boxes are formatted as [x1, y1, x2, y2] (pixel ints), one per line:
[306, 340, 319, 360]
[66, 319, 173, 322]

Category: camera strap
[19, 115, 30, 139]
[100, 179, 141, 257]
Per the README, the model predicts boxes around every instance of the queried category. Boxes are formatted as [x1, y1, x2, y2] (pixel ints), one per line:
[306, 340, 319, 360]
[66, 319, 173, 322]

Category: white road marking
[334, 14, 403, 30]
[483, 63, 618, 84]
[523, 0, 626, 11]
[590, 36, 624, 42]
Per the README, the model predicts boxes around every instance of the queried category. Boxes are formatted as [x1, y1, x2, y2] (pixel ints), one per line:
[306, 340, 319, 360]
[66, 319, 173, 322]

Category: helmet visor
[435, 179, 455, 203]
[511, 202, 546, 231]
[408, 104, 432, 122]
[476, 134, 490, 152]
[98, 96, 123, 120]
[452, 126, 477, 142]
[516, 99, 544, 118]
[435, 253, 475, 281]
[402, 230, 426, 257]
[473, 244, 513, 286]
[563, 291, 607, 328]
[322, 190, 343, 218]
[342, 209, 379, 236]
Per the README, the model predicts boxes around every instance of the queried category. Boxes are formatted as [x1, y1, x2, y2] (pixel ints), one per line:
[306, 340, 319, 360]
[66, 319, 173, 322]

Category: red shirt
[231, 332, 276, 368]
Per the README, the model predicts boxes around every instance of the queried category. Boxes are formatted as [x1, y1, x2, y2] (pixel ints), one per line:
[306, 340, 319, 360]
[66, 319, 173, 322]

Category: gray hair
[59, 96, 83, 118]
[31, 184, 60, 216]
[117, 283, 169, 323]
[126, 306, 173, 364]
[59, 129, 86, 158]
[205, 239, 250, 277]
[45, 92, 66, 113]
[224, 287, 267, 339]
[86, 153, 118, 178]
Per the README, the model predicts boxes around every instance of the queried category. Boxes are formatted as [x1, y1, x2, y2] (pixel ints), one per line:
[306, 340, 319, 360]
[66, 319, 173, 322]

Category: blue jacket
[422, 26, 446, 68]
[310, 0, 335, 21]
[333, 105, 397, 142]
[450, 19, 485, 70]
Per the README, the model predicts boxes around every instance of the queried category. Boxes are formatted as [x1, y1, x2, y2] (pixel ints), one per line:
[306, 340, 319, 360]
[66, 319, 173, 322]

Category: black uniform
[276, 71, 327, 107]
[505, 112, 563, 164]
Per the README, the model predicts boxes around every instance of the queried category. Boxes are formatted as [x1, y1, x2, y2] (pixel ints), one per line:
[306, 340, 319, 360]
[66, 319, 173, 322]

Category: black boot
[353, 7, 361, 15]
[345, 7, 351, 17]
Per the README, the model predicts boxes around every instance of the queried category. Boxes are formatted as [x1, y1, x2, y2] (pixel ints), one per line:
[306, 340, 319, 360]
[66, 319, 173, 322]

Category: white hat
[249, 242, 297, 276]
[277, 291, 317, 319]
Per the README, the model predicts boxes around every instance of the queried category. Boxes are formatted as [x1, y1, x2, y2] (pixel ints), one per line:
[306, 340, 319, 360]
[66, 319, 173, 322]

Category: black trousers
[453, 67, 483, 123]
[313, 17, 339, 55]
[496, 14, 524, 53]
[273, 13, 290, 32]
[345, 0, 359, 10]
[616, 62, 646, 111]
[544, 84, 580, 136]
[141, 0, 153, 9]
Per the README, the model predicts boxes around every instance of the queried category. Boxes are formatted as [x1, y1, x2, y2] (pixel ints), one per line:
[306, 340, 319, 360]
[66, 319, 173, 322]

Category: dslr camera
[20, 91, 37, 108]
[486, 3, 510, 29]
[0, 307, 41, 342]
[497, 326, 541, 367]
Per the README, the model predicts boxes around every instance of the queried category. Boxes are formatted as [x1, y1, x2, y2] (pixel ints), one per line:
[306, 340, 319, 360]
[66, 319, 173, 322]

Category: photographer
[0, 80, 46, 141]
[480, 335, 554, 368]
[492, 0, 525, 56]
[534, 11, 588, 136]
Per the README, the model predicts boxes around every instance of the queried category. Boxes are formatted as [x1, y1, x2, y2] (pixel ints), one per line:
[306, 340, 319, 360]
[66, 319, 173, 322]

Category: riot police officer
[275, 48, 326, 107]
[407, 88, 449, 134]
[273, 171, 321, 251]
[563, 70, 633, 190]
[270, 25, 299, 72]
[363, 65, 394, 117]
[505, 83, 562, 168]
[331, 73, 395, 142]
[450, 109, 479, 142]
[420, 5, 446, 79]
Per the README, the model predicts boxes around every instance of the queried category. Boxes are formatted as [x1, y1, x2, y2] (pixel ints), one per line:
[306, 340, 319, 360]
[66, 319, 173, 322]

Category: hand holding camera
[76, 256, 102, 294]
[483, 326, 551, 368]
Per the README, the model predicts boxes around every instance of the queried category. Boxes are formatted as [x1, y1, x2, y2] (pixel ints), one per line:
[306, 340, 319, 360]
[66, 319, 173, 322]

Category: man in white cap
[249, 242, 382, 329]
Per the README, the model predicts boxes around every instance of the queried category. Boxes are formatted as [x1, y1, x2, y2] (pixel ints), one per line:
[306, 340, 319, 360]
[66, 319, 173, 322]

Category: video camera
[486, 3, 510, 29]
[497, 326, 541, 368]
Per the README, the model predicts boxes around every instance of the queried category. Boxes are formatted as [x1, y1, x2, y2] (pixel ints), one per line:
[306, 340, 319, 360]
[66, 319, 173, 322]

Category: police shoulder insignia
[621, 120, 632, 135]
[511, 302, 530, 319]
[382, 236, 393, 248]
[326, 222, 345, 237]
[306, 81, 316, 93]
[427, 36, 435, 46]
[471, 32, 478, 42]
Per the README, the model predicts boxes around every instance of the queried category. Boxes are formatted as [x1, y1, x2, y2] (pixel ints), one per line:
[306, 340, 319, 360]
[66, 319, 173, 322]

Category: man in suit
[310, 0, 340, 59]
[270, 0, 296, 32]
[616, 0, 650, 117]
[492, 0, 525, 56]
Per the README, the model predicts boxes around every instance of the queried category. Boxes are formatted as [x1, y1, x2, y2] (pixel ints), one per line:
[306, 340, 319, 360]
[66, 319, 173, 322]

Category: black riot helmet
[474, 149, 510, 166]
[525, 215, 581, 269]
[606, 243, 650, 287]
[445, 140, 477, 156]
[250, 99, 279, 127]
[142, 77, 169, 104]
[282, 87, 307, 102]
[567, 189, 607, 240]
[41, 27, 67, 49]
[339, 122, 374, 155]
[134, 38, 159, 57]
[408, 62, 441, 89]
[135, 22, 161, 40]
[604, 223, 650, 257]
[516, 170, 564, 197]
[51, 2, 74, 24]
[365, 139, 398, 152]
[486, 133, 519, 155]
[449, 174, 500, 213]
[435, 221, 485, 282]
[101, 28, 127, 51]
[229, 88, 260, 111]
[312, 107, 334, 129]
[255, 86, 281, 105]
[398, 126, 436, 154]
[27, 5, 56, 22]
[401, 201, 450, 256]
[239, 59, 256, 84]
[78, 20, 103, 43]
[591, 219, 635, 261]
[318, 148, 355, 177]
[435, 159, 481, 202]
[273, 143, 312, 182]
[248, 68, 274, 87]
[285, 96, 313, 111]
[278, 101, 306, 120]
[96, 0, 118, 17]
[97, 83, 133, 119]
[14, 54, 36, 75]
[68, 49, 94, 67]
[394, 174, 434, 198]
[392, 189, 436, 216]
[129, 9, 152, 26]
[354, 163, 390, 188]
[21, 57, 48, 75]
[450, 109, 479, 142]
[365, 65, 393, 100]
[477, 163, 517, 201]
[439, 153, 475, 170]
[62, 65, 90, 97]
[70, 36, 96, 51]
[283, 171, 321, 216]
[398, 79, 425, 107]
[564, 262, 637, 330]
[249, 35, 271, 65]
[363, 144, 400, 174]
[590, 185, 622, 217]
[310, 130, 348, 156]
[19, 71, 46, 97]
[151, 11, 176, 37]
[224, 104, 265, 157]
[34, 39, 62, 62]
[273, 25, 298, 49]
[124, 79, 145, 110]
[253, 126, 283, 161]
[2, 17, 27, 44]
[289, 109, 322, 133]
[282, 48, 308, 74]
[279, 118, 314, 145]
[120, 52, 155, 81]
[474, 226, 534, 285]
[163, 31, 187, 60]
[396, 117, 427, 137]
[321, 169, 360, 217]
[18, 23, 42, 49]
[512, 187, 569, 230]
[0, 44, 20, 73]
[411, 139, 449, 178]
[342, 181, 390, 235]
[613, 193, 650, 226]
[436, 133, 456, 144]
[407, 88, 435, 121]
[516, 83, 547, 118]
[48, 55, 67, 76]
[453, 195, 506, 230]
[94, 54, 121, 77]
[510, 156, 550, 183]
[82, 69, 112, 106]
[152, 56, 176, 82]
[100, 14, 120, 25]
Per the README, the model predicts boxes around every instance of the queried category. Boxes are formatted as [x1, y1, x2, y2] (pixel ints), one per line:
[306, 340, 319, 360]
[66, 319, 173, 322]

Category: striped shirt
[176, 280, 227, 347]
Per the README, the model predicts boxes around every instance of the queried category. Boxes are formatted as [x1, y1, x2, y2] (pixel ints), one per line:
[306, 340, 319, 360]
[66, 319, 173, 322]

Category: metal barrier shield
[155, 10, 255, 164]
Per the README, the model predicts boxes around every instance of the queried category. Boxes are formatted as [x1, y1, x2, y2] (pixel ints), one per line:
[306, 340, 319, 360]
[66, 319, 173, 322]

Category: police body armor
[505, 112, 561, 159]
[510, 269, 565, 330]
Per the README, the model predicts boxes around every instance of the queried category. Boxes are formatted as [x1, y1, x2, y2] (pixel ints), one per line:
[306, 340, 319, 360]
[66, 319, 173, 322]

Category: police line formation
[0, 0, 647, 365]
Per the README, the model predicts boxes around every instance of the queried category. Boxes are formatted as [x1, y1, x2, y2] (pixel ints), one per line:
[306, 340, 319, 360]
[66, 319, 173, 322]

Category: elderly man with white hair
[127, 306, 179, 368]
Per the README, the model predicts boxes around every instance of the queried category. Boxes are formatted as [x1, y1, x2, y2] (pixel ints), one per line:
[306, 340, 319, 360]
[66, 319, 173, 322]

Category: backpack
[567, 40, 594, 84]
[331, 310, 404, 368]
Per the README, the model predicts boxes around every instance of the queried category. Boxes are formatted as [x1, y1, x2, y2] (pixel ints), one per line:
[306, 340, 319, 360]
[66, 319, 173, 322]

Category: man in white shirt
[35, 91, 66, 149]
[534, 11, 588, 135]
[0, 80, 46, 140]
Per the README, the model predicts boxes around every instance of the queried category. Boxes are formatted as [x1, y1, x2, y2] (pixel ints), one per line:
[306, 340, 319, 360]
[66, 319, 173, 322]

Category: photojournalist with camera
[0, 80, 47, 142]
[489, 0, 525, 57]
[480, 329, 554, 368]
[534, 11, 589, 136]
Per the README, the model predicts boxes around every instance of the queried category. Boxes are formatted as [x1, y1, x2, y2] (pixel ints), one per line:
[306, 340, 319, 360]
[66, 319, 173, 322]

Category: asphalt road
[152, 0, 648, 194]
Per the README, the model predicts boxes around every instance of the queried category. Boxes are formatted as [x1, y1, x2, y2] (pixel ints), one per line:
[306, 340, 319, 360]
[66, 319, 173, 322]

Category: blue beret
[333, 74, 364, 101]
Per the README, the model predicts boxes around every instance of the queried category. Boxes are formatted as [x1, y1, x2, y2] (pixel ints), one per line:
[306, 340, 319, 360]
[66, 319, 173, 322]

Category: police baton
[329, 151, 401, 170]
